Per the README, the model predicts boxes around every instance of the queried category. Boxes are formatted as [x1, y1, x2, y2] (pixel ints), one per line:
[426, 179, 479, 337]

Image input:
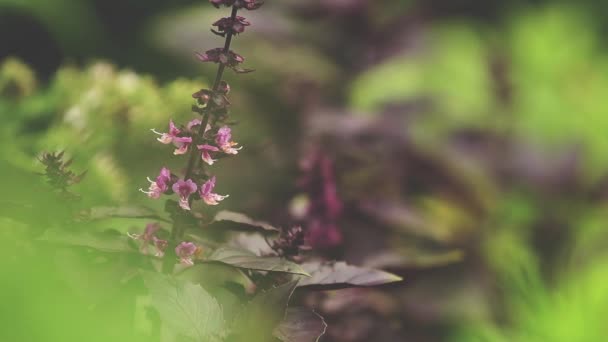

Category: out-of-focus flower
[200, 176, 229, 205]
[217, 81, 230, 95]
[151, 237, 168, 257]
[209, 0, 264, 10]
[175, 242, 201, 266]
[128, 223, 168, 257]
[172, 179, 198, 210]
[213, 16, 251, 35]
[197, 144, 220, 165]
[297, 148, 344, 249]
[216, 126, 242, 154]
[140, 167, 172, 199]
[307, 220, 343, 249]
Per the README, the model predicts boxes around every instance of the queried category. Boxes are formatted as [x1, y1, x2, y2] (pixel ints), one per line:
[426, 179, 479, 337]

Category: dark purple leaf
[274, 307, 327, 342]
[206, 247, 309, 275]
[298, 261, 402, 290]
[211, 211, 280, 233]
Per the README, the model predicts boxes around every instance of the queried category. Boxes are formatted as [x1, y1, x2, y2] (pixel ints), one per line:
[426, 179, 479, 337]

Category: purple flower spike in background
[175, 242, 199, 265]
[172, 179, 198, 210]
[200, 176, 228, 205]
[140, 167, 172, 199]
[216, 126, 242, 154]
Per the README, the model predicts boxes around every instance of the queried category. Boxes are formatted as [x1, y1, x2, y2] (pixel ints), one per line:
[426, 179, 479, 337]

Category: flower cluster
[212, 16, 251, 36]
[196, 48, 253, 73]
[128, 223, 168, 257]
[135, 0, 253, 268]
[272, 226, 311, 262]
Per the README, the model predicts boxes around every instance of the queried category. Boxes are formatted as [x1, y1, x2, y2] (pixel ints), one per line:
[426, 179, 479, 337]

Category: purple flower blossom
[140, 167, 172, 199]
[200, 176, 229, 205]
[216, 126, 242, 155]
[172, 136, 193, 155]
[175, 242, 200, 266]
[152, 119, 180, 144]
[213, 16, 251, 34]
[152, 120, 194, 155]
[128, 223, 168, 257]
[196, 48, 245, 68]
[197, 144, 220, 165]
[172, 179, 198, 211]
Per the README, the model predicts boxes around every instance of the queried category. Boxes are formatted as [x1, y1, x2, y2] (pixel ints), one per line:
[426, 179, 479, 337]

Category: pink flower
[187, 118, 202, 131]
[140, 167, 172, 199]
[175, 242, 200, 266]
[152, 120, 193, 155]
[172, 179, 198, 211]
[128, 223, 168, 257]
[172, 136, 193, 155]
[200, 176, 229, 205]
[152, 237, 168, 257]
[215, 126, 242, 155]
[187, 119, 212, 133]
[197, 144, 220, 165]
[152, 120, 180, 144]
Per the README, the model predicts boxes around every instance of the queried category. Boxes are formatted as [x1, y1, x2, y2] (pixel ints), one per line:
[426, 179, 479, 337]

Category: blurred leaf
[298, 261, 402, 289]
[211, 210, 279, 233]
[234, 280, 299, 342]
[142, 271, 225, 342]
[39, 228, 135, 254]
[176, 263, 254, 294]
[206, 247, 309, 275]
[363, 249, 464, 269]
[273, 307, 327, 342]
[85, 206, 168, 222]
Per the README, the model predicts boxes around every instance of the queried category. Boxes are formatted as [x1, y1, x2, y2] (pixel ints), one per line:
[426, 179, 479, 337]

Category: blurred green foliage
[2, 1, 608, 341]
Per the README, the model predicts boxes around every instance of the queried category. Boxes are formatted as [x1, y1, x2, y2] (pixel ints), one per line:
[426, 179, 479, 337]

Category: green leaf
[84, 206, 169, 222]
[211, 211, 279, 233]
[274, 307, 327, 342]
[142, 272, 225, 342]
[298, 261, 403, 289]
[233, 280, 299, 342]
[39, 228, 134, 253]
[206, 247, 309, 276]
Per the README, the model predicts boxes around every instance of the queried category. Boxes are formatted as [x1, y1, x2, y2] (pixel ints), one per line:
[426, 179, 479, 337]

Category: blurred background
[2, 0, 608, 341]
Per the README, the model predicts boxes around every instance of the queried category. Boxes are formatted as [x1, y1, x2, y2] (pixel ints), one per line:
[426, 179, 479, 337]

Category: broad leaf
[207, 247, 309, 276]
[233, 280, 299, 342]
[274, 307, 327, 342]
[39, 229, 134, 253]
[142, 272, 225, 342]
[211, 211, 279, 233]
[298, 261, 402, 289]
